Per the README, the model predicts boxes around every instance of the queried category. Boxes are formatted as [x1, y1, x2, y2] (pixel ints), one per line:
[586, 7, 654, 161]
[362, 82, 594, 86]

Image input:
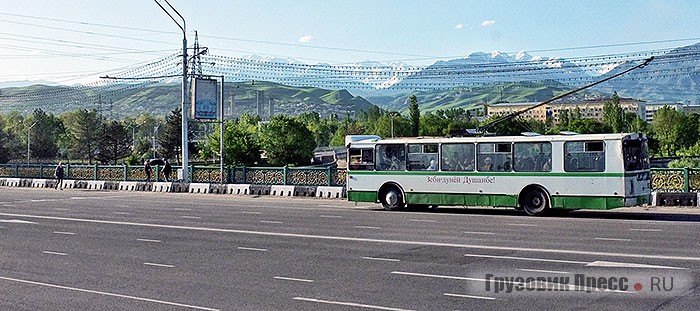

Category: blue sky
[0, 0, 698, 83]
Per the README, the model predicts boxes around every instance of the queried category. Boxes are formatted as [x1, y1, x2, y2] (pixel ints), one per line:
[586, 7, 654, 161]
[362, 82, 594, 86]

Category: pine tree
[408, 95, 420, 136]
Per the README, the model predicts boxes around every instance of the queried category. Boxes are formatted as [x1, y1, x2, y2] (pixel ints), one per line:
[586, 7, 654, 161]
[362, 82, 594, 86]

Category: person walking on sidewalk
[54, 162, 65, 190]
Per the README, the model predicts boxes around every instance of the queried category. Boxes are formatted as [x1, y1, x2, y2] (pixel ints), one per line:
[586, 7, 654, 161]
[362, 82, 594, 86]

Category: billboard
[191, 78, 219, 119]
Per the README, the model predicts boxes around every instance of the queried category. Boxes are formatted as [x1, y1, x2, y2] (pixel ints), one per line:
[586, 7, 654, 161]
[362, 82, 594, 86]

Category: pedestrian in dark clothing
[144, 160, 152, 182]
[162, 160, 172, 182]
[54, 162, 65, 190]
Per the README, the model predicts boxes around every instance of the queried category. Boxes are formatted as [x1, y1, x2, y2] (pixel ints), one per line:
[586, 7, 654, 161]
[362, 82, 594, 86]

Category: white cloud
[454, 23, 463, 30]
[481, 20, 496, 27]
[298, 35, 314, 43]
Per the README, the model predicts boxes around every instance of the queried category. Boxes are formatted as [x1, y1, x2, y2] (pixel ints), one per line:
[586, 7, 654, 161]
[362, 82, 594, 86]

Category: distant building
[645, 103, 683, 123]
[645, 103, 700, 123]
[487, 98, 646, 124]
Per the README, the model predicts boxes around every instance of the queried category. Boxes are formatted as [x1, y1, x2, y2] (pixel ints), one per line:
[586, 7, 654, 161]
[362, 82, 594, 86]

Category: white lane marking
[586, 261, 686, 270]
[507, 223, 538, 227]
[54, 208, 70, 211]
[30, 199, 57, 202]
[361, 256, 400, 262]
[0, 219, 36, 224]
[115, 204, 130, 208]
[391, 271, 487, 282]
[274, 276, 314, 283]
[354, 225, 381, 229]
[137, 238, 162, 243]
[180, 216, 202, 219]
[260, 220, 283, 224]
[293, 297, 415, 311]
[0, 276, 219, 311]
[319, 215, 343, 218]
[595, 237, 632, 242]
[518, 268, 570, 274]
[113, 212, 131, 215]
[629, 228, 663, 232]
[464, 254, 588, 265]
[53, 231, 75, 235]
[4, 212, 700, 262]
[70, 197, 87, 200]
[171, 208, 192, 211]
[409, 219, 437, 223]
[396, 271, 631, 294]
[237, 247, 268, 252]
[144, 263, 174, 268]
[463, 231, 495, 235]
[443, 293, 497, 300]
[240, 211, 261, 215]
[42, 251, 67, 256]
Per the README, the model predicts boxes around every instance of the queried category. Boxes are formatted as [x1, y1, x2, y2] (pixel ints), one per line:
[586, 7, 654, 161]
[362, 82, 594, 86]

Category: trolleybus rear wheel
[522, 188, 549, 216]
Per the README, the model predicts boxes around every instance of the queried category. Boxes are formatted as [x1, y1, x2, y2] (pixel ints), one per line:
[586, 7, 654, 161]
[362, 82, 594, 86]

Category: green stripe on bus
[349, 190, 637, 210]
[347, 191, 377, 203]
[347, 171, 625, 178]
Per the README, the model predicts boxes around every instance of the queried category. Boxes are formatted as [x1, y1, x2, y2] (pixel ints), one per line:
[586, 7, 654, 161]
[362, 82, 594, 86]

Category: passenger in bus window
[427, 158, 438, 170]
[499, 157, 512, 171]
[481, 157, 494, 171]
[465, 159, 475, 171]
[542, 158, 552, 171]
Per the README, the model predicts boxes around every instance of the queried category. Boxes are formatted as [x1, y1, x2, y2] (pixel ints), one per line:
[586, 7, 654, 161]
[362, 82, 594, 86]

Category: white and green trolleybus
[345, 132, 651, 215]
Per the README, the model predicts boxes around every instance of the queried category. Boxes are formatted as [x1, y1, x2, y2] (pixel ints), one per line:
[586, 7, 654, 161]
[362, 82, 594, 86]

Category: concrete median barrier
[293, 186, 317, 197]
[316, 186, 346, 199]
[189, 183, 211, 194]
[271, 185, 295, 197]
[227, 184, 251, 195]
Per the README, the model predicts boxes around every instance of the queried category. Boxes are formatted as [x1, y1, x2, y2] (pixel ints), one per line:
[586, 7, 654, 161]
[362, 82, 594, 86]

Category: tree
[62, 109, 103, 164]
[28, 109, 63, 159]
[157, 108, 196, 164]
[369, 112, 411, 138]
[259, 115, 316, 166]
[408, 94, 420, 136]
[419, 112, 449, 136]
[97, 120, 133, 164]
[603, 92, 625, 133]
[652, 106, 683, 156]
[330, 118, 364, 146]
[200, 119, 261, 166]
[0, 118, 11, 163]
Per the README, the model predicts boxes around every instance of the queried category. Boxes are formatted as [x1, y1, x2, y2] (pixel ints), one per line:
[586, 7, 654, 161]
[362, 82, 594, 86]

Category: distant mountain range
[0, 81, 376, 119]
[1, 43, 698, 117]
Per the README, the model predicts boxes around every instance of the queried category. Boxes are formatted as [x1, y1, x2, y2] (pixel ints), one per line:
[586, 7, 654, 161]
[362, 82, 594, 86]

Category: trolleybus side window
[477, 143, 512, 172]
[348, 148, 375, 171]
[441, 143, 475, 171]
[514, 142, 552, 172]
[408, 143, 439, 171]
[564, 141, 605, 172]
[376, 144, 406, 171]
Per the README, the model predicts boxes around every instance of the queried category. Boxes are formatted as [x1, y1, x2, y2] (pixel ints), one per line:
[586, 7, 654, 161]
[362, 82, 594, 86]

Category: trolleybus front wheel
[380, 186, 405, 211]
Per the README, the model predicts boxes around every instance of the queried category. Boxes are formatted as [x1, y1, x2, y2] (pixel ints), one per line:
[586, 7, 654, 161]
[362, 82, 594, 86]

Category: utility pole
[155, 0, 189, 181]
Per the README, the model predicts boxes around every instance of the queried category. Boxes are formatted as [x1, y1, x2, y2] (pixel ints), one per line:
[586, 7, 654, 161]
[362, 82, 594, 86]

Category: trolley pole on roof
[155, 0, 189, 182]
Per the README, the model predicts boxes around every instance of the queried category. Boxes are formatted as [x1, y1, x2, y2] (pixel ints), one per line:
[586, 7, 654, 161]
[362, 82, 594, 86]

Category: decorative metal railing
[2, 164, 698, 191]
[0, 163, 347, 187]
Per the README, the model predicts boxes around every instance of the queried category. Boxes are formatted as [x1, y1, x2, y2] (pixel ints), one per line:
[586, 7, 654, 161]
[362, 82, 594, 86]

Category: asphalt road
[2, 187, 700, 310]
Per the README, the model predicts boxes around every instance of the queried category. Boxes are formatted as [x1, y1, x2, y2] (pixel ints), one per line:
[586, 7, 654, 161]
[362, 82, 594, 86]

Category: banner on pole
[191, 78, 218, 119]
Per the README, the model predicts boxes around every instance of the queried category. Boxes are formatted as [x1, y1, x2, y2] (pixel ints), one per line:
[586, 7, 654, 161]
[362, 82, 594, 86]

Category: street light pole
[155, 0, 189, 182]
[22, 120, 37, 165]
[152, 124, 161, 158]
